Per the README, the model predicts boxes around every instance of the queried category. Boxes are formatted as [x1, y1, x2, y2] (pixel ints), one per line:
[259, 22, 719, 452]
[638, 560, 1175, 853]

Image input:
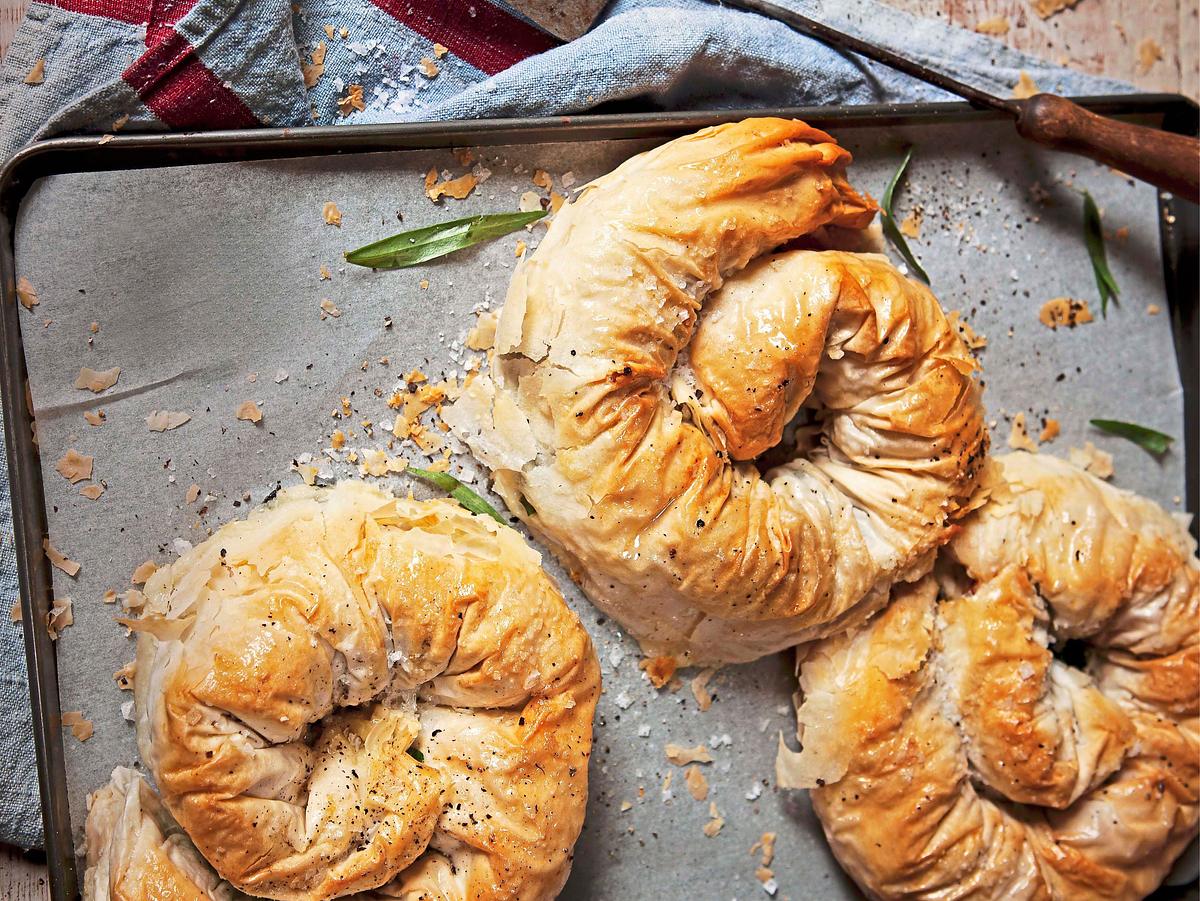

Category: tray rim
[0, 95, 1195, 900]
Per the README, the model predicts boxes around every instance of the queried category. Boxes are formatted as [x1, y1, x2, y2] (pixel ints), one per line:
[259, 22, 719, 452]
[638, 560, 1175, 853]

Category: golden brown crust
[447, 118, 986, 664]
[782, 453, 1199, 900]
[131, 482, 599, 901]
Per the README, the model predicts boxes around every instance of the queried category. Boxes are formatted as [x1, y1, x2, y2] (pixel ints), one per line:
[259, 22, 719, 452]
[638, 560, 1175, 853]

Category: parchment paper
[14, 120, 1186, 900]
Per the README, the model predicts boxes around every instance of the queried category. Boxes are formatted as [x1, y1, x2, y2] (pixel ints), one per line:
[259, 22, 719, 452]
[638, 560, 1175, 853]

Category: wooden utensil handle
[1015, 94, 1199, 203]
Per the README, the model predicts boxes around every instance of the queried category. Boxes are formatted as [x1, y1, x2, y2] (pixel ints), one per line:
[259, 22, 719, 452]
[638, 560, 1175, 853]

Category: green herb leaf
[1082, 191, 1120, 316]
[406, 747, 425, 762]
[345, 211, 547, 270]
[1089, 419, 1173, 455]
[407, 466, 507, 525]
[880, 147, 930, 285]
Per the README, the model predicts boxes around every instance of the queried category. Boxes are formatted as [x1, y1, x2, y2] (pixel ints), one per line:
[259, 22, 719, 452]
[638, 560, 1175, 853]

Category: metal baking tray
[1, 96, 1196, 901]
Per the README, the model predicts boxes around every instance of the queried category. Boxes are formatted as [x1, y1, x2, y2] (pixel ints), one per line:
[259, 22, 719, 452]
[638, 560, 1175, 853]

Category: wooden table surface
[0, 0, 1196, 895]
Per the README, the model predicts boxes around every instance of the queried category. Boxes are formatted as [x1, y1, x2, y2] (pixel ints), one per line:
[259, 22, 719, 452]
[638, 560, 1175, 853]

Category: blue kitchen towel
[0, 0, 1129, 849]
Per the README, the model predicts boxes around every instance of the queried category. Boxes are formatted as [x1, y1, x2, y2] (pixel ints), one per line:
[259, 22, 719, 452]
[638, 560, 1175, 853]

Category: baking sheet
[13, 120, 1187, 900]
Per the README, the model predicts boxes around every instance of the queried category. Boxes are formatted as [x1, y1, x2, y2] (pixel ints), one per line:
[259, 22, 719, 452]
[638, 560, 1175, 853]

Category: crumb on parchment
[16, 276, 38, 310]
[665, 743, 713, 765]
[1069, 441, 1114, 479]
[47, 595, 72, 639]
[236, 400, 263, 423]
[61, 710, 92, 742]
[75, 366, 120, 393]
[1039, 297, 1093, 329]
[702, 802, 724, 837]
[1038, 418, 1060, 444]
[55, 449, 93, 484]
[146, 410, 190, 432]
[80, 483, 105, 500]
[691, 668, 718, 711]
[1008, 412, 1038, 452]
[44, 538, 80, 577]
[685, 765, 709, 801]
[83, 409, 106, 426]
[322, 201, 342, 226]
[131, 560, 157, 585]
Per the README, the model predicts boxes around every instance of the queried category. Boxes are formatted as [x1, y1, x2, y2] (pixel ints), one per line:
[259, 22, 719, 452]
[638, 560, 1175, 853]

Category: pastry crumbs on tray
[514, 240, 526, 258]
[664, 743, 712, 765]
[1137, 38, 1164, 74]
[322, 201, 342, 226]
[947, 311, 986, 349]
[75, 366, 120, 393]
[640, 654, 677, 688]
[236, 400, 263, 423]
[80, 484, 105, 500]
[974, 16, 1009, 35]
[186, 484, 201, 504]
[549, 191, 565, 214]
[16, 276, 38, 310]
[319, 264, 332, 280]
[44, 538, 80, 577]
[83, 409, 105, 426]
[61, 711, 92, 742]
[1147, 304, 1161, 315]
[114, 661, 135, 690]
[47, 596, 72, 639]
[432, 42, 449, 58]
[322, 23, 334, 38]
[320, 299, 341, 319]
[10, 600, 20, 623]
[532, 169, 553, 190]
[702, 802, 724, 837]
[419, 57, 440, 78]
[899, 208, 922, 239]
[1030, 0, 1079, 18]
[1038, 418, 1060, 444]
[55, 449, 93, 483]
[751, 831, 777, 867]
[1069, 441, 1114, 479]
[691, 667, 718, 711]
[685, 765, 709, 801]
[146, 410, 191, 431]
[1008, 412, 1038, 452]
[1039, 297, 1093, 329]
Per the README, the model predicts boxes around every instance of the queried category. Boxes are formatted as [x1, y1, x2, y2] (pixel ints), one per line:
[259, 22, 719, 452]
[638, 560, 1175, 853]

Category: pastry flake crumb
[619, 799, 633, 812]
[640, 654, 677, 688]
[1030, 0, 1078, 18]
[974, 16, 1010, 35]
[1147, 304, 1161, 315]
[1069, 441, 1114, 479]
[549, 191, 565, 214]
[320, 298, 341, 319]
[24, 58, 45, 85]
[322, 201, 342, 226]
[427, 172, 478, 202]
[293, 461, 319, 486]
[319, 264, 332, 280]
[80, 483, 105, 500]
[419, 57, 440, 78]
[75, 366, 120, 393]
[514, 240, 526, 258]
[518, 190, 542, 213]
[751, 831, 777, 867]
[131, 560, 157, 585]
[702, 802, 724, 837]
[1039, 297, 1093, 329]
[899, 208, 922, 239]
[691, 667, 718, 711]
[685, 765, 709, 801]
[1008, 412, 1038, 452]
[185, 483, 201, 504]
[47, 595, 72, 639]
[61, 711, 92, 741]
[1013, 71, 1039, 100]
[114, 661, 135, 690]
[432, 42, 449, 58]
[83, 409, 106, 426]
[16, 276, 38, 310]
[120, 588, 146, 611]
[337, 84, 365, 116]
[322, 23, 334, 38]
[1038, 418, 1060, 444]
[302, 41, 326, 88]
[10, 599, 20, 623]
[236, 400, 263, 423]
[44, 538, 80, 577]
[358, 448, 408, 477]
[146, 410, 191, 432]
[1137, 37, 1164, 74]
[532, 169, 553, 190]
[665, 743, 713, 765]
[55, 449, 93, 483]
